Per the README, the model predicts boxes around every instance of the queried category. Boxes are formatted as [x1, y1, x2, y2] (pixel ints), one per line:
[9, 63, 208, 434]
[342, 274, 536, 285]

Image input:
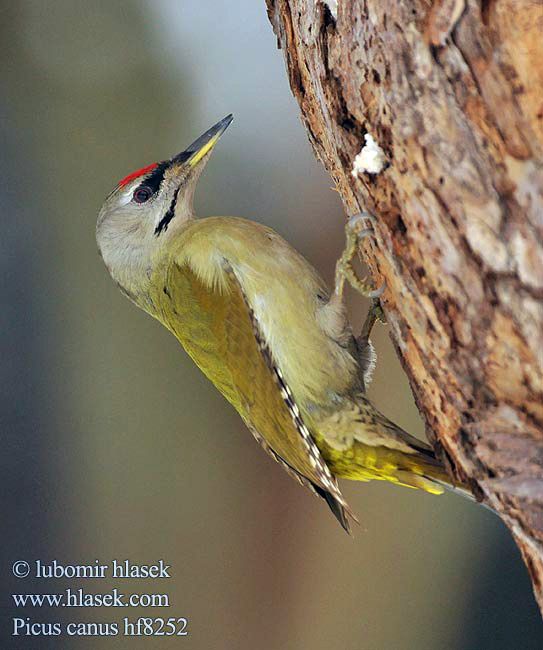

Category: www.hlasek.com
[10, 559, 188, 638]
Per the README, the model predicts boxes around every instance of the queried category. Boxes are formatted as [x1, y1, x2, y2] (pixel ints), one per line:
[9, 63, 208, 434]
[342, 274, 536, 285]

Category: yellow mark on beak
[176, 114, 233, 169]
[188, 134, 221, 167]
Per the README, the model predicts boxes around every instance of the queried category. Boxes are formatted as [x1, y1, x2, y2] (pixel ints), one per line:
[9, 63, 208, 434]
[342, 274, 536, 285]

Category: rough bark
[266, 0, 543, 611]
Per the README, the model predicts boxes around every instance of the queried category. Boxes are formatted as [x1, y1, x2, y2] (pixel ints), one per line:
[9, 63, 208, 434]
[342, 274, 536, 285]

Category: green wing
[158, 260, 353, 529]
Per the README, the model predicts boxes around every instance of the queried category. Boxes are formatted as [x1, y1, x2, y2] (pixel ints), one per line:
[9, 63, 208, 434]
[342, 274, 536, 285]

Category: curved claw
[348, 211, 377, 232]
[368, 280, 386, 298]
[359, 297, 387, 342]
[356, 227, 375, 242]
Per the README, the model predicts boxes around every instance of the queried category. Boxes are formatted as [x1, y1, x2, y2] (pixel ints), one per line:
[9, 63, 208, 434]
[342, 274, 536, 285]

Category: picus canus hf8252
[96, 115, 473, 532]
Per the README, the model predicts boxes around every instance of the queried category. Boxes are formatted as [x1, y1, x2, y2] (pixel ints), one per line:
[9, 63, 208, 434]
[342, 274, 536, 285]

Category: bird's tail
[335, 395, 479, 504]
[368, 408, 482, 504]
[395, 442, 478, 503]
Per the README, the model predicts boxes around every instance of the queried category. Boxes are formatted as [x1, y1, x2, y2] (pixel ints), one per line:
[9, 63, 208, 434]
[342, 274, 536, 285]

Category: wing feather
[158, 260, 355, 529]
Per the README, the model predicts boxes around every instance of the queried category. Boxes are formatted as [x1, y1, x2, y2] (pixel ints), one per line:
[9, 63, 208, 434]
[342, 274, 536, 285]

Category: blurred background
[2, 1, 542, 648]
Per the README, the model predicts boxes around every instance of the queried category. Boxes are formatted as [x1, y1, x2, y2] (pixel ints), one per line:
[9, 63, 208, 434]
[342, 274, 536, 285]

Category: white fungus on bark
[351, 134, 387, 175]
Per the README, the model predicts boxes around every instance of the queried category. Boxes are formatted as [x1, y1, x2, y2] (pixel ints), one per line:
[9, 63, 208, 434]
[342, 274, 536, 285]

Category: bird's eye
[133, 186, 152, 203]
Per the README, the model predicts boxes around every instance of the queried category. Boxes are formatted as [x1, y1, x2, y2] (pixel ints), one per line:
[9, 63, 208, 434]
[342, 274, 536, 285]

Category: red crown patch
[118, 163, 158, 187]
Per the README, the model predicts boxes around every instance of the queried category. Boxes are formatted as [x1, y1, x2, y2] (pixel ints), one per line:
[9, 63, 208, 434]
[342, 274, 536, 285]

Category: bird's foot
[359, 297, 387, 343]
[333, 212, 385, 302]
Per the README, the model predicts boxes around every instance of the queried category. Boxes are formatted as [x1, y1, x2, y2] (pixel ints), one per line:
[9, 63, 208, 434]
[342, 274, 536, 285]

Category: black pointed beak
[171, 114, 233, 167]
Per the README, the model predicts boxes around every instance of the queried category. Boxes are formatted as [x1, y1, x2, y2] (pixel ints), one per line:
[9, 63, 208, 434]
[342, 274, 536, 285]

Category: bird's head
[96, 114, 233, 303]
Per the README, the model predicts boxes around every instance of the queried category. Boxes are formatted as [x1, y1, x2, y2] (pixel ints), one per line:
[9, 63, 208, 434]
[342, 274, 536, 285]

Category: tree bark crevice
[266, 0, 543, 611]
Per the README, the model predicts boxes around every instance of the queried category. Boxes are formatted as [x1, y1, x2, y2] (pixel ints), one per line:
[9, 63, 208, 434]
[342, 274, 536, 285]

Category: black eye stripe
[135, 160, 169, 197]
[155, 187, 180, 236]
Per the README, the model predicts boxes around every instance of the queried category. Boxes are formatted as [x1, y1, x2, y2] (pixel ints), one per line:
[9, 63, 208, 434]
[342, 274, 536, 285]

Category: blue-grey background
[2, 1, 541, 648]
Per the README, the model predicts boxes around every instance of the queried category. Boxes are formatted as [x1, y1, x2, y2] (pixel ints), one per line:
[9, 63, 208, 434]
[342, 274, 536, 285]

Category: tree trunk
[266, 0, 543, 612]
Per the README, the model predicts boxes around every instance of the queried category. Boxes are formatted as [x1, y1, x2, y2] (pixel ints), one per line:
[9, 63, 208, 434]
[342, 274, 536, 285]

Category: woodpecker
[96, 115, 474, 532]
